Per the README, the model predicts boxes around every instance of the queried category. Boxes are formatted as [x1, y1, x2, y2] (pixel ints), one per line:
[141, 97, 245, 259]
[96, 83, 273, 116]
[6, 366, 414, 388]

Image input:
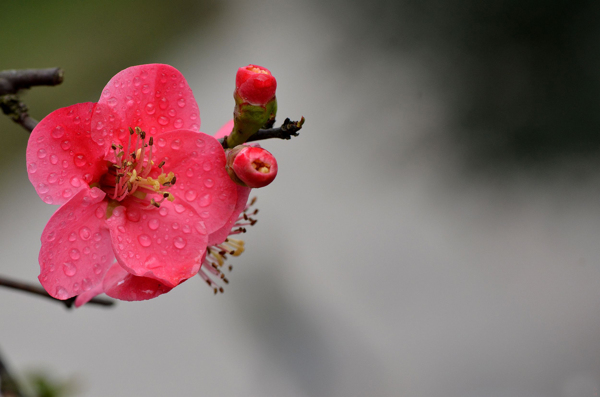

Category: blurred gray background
[2, 0, 600, 396]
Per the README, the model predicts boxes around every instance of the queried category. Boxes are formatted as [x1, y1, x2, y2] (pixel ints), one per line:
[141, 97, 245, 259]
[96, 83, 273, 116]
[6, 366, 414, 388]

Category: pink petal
[208, 185, 251, 245]
[213, 119, 234, 139]
[38, 187, 115, 300]
[152, 130, 238, 234]
[26, 103, 108, 206]
[105, 199, 208, 288]
[74, 281, 106, 308]
[102, 262, 172, 301]
[92, 64, 200, 145]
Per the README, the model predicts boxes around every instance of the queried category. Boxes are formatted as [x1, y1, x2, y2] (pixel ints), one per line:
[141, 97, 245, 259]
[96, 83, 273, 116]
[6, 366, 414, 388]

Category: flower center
[99, 127, 175, 207]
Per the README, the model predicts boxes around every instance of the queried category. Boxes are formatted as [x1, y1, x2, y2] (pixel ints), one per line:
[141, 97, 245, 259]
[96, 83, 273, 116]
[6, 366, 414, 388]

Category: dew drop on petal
[204, 178, 214, 188]
[47, 231, 56, 241]
[173, 236, 187, 249]
[159, 207, 168, 217]
[79, 227, 91, 240]
[203, 161, 212, 171]
[174, 118, 183, 128]
[145, 103, 156, 115]
[94, 233, 102, 242]
[159, 97, 169, 110]
[157, 138, 166, 147]
[177, 98, 186, 108]
[28, 163, 37, 173]
[62, 189, 73, 199]
[61, 140, 72, 151]
[117, 226, 126, 233]
[158, 116, 169, 126]
[171, 139, 181, 150]
[68, 232, 77, 242]
[47, 173, 58, 184]
[82, 278, 92, 291]
[70, 177, 81, 187]
[74, 153, 86, 167]
[195, 138, 205, 148]
[142, 84, 150, 94]
[50, 155, 58, 165]
[70, 249, 81, 260]
[95, 206, 105, 219]
[107, 97, 118, 107]
[199, 194, 212, 207]
[168, 109, 176, 118]
[201, 211, 210, 219]
[126, 207, 141, 222]
[148, 219, 160, 230]
[55, 287, 69, 299]
[51, 125, 65, 139]
[37, 149, 47, 159]
[174, 204, 185, 214]
[171, 222, 179, 230]
[185, 190, 197, 201]
[93, 263, 103, 275]
[182, 225, 191, 234]
[186, 168, 194, 177]
[43, 195, 53, 204]
[83, 247, 91, 255]
[62, 160, 69, 169]
[63, 263, 77, 277]
[194, 221, 207, 234]
[38, 183, 49, 194]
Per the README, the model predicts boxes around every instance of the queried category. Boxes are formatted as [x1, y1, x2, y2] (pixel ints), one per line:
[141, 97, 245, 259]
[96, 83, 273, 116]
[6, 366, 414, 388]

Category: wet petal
[208, 185, 251, 245]
[153, 130, 238, 234]
[38, 187, 114, 300]
[92, 64, 200, 145]
[106, 199, 208, 287]
[102, 262, 172, 301]
[26, 103, 108, 205]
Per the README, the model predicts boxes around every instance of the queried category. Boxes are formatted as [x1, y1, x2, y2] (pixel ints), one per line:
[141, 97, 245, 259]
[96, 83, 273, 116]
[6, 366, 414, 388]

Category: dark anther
[149, 136, 154, 146]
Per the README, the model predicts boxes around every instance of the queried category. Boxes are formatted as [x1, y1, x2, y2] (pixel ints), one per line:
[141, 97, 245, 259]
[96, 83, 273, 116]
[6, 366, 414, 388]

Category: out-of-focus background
[2, 0, 600, 396]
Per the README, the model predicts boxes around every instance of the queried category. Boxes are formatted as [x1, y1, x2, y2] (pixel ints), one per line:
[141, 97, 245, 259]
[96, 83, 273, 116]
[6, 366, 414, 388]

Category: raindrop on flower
[63, 262, 77, 277]
[173, 236, 187, 249]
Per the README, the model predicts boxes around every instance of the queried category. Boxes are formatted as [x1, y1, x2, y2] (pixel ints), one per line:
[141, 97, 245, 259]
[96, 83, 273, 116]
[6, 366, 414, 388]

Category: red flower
[26, 64, 241, 302]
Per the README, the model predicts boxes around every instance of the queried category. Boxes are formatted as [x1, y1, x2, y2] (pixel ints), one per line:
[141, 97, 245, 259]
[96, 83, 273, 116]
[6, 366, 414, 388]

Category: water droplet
[107, 97, 118, 107]
[94, 233, 102, 242]
[133, 77, 141, 86]
[62, 189, 72, 199]
[142, 84, 150, 94]
[195, 139, 205, 148]
[168, 109, 176, 118]
[63, 262, 77, 276]
[199, 194, 212, 207]
[117, 226, 126, 233]
[43, 195, 53, 204]
[61, 140, 72, 151]
[185, 189, 197, 201]
[171, 139, 181, 150]
[204, 178, 214, 188]
[55, 287, 69, 299]
[182, 225, 191, 234]
[126, 96, 134, 107]
[126, 207, 141, 222]
[177, 98, 186, 108]
[145, 103, 156, 115]
[185, 168, 194, 177]
[74, 153, 86, 167]
[159, 97, 169, 110]
[37, 149, 47, 159]
[159, 207, 168, 217]
[82, 278, 92, 291]
[174, 204, 185, 214]
[28, 163, 37, 173]
[74, 117, 81, 125]
[62, 160, 69, 169]
[47, 173, 58, 184]
[190, 113, 198, 120]
[171, 222, 179, 230]
[93, 263, 103, 275]
[68, 232, 77, 242]
[38, 183, 49, 194]
[174, 118, 183, 128]
[83, 247, 91, 255]
[173, 236, 187, 249]
[95, 207, 105, 219]
[47, 231, 56, 241]
[201, 211, 210, 219]
[79, 227, 91, 240]
[203, 161, 212, 171]
[158, 116, 169, 126]
[145, 255, 161, 269]
[70, 177, 81, 187]
[148, 219, 160, 230]
[157, 138, 166, 147]
[51, 125, 65, 138]
[69, 249, 81, 260]
[195, 221, 207, 234]
[50, 155, 58, 165]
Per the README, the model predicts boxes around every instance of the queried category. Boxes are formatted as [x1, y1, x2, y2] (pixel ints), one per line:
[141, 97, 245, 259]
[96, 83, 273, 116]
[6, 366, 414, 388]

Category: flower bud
[235, 65, 277, 106]
[227, 146, 278, 188]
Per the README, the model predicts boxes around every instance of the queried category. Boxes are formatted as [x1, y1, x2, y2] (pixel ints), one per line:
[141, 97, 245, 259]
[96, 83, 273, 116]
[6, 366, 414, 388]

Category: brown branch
[0, 68, 63, 134]
[0, 276, 115, 309]
[219, 117, 304, 148]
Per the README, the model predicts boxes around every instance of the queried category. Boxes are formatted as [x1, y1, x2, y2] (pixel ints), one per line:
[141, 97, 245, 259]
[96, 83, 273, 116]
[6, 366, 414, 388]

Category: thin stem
[0, 348, 27, 397]
[0, 276, 115, 309]
[220, 117, 305, 149]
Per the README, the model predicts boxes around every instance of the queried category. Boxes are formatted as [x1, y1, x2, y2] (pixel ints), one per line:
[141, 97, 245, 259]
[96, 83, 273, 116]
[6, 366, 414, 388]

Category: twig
[0, 276, 115, 309]
[0, 348, 27, 397]
[219, 117, 305, 148]
[0, 68, 63, 134]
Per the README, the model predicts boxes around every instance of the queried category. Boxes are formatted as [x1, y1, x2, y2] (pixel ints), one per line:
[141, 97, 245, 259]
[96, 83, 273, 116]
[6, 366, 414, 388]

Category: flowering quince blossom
[26, 64, 257, 305]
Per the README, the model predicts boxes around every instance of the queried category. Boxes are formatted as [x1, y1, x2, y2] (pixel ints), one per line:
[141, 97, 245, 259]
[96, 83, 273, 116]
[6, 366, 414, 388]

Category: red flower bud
[229, 146, 278, 188]
[235, 64, 277, 106]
